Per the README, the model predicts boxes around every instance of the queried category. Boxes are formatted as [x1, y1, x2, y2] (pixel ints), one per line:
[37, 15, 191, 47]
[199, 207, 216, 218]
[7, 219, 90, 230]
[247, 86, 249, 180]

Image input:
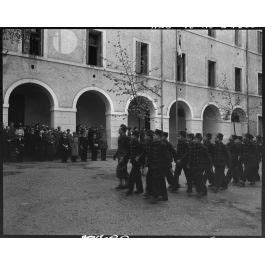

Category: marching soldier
[143, 130, 154, 198]
[187, 133, 212, 196]
[239, 133, 259, 186]
[161, 132, 177, 191]
[203, 133, 214, 187]
[126, 130, 144, 195]
[113, 125, 130, 189]
[173, 131, 190, 192]
[212, 133, 231, 192]
[148, 129, 169, 203]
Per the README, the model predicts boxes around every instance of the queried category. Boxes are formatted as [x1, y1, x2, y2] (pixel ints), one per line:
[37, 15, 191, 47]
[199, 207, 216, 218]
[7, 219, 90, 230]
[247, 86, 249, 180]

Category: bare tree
[103, 31, 161, 129]
[209, 73, 243, 135]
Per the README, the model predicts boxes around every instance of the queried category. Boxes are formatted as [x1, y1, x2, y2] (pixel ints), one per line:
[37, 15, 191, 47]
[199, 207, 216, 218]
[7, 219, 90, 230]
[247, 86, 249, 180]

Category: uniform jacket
[128, 138, 143, 165]
[148, 140, 169, 170]
[240, 141, 259, 165]
[213, 142, 231, 167]
[114, 134, 130, 159]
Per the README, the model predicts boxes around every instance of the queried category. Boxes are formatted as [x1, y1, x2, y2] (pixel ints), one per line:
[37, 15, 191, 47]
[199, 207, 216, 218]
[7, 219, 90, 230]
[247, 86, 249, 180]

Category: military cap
[187, 133, 194, 139]
[179, 130, 187, 138]
[154, 129, 163, 137]
[205, 133, 212, 139]
[195, 133, 203, 140]
[132, 130, 140, 137]
[162, 132, 169, 138]
[216, 133, 224, 140]
[145, 130, 154, 137]
[245, 133, 253, 140]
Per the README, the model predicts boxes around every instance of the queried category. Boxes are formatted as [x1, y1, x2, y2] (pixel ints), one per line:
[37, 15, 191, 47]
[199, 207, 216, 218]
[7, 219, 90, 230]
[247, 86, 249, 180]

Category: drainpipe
[160, 29, 164, 131]
[175, 29, 179, 147]
[246, 30, 250, 133]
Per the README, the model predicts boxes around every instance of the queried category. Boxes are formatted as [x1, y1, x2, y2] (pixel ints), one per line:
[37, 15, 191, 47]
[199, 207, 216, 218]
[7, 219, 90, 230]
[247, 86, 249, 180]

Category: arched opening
[8, 83, 53, 127]
[169, 100, 192, 146]
[231, 108, 247, 136]
[76, 91, 108, 129]
[202, 104, 222, 136]
[127, 96, 156, 130]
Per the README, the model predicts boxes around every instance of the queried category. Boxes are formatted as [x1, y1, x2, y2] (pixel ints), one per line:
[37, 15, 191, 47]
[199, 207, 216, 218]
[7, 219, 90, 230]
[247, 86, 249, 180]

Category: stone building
[2, 29, 262, 148]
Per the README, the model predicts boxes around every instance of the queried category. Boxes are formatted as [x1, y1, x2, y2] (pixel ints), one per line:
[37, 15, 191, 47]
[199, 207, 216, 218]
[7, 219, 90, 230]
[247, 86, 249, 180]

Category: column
[106, 112, 128, 150]
[50, 107, 77, 132]
[3, 104, 9, 127]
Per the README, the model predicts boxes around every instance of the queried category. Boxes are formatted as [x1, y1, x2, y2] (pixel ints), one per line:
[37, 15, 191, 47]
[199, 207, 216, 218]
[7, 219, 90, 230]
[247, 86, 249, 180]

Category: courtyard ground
[3, 159, 262, 236]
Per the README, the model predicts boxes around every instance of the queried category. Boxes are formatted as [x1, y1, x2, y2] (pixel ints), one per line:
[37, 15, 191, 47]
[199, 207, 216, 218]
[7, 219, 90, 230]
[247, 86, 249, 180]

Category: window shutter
[22, 29, 31, 54]
[98, 32, 102, 66]
[145, 44, 149, 74]
[135, 41, 141, 74]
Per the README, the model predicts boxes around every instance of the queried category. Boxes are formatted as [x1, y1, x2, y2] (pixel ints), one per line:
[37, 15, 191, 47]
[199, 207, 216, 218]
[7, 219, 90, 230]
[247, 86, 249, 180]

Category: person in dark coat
[173, 130, 190, 192]
[226, 135, 239, 185]
[203, 133, 214, 187]
[79, 129, 88, 162]
[113, 125, 130, 189]
[46, 130, 56, 161]
[161, 132, 177, 191]
[15, 134, 25, 162]
[148, 129, 169, 203]
[90, 133, 99, 161]
[212, 133, 231, 192]
[60, 132, 70, 163]
[254, 135, 262, 182]
[71, 132, 79, 162]
[239, 133, 260, 186]
[126, 130, 144, 195]
[98, 125, 108, 161]
[187, 133, 212, 196]
[142, 130, 154, 198]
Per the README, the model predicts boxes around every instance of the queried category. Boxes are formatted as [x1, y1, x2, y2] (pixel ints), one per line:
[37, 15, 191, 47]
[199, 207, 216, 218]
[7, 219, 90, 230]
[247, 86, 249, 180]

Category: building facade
[3, 29, 262, 148]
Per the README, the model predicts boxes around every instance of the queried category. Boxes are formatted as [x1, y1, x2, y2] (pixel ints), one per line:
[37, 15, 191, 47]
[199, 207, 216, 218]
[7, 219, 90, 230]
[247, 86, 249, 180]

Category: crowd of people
[113, 124, 263, 204]
[2, 122, 108, 163]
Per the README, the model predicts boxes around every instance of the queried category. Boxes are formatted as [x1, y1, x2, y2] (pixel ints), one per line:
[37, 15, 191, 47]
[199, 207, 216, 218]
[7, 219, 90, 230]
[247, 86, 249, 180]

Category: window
[136, 41, 149, 75]
[257, 31, 262, 54]
[235, 67, 242, 92]
[235, 29, 242, 47]
[208, 60, 216, 87]
[177, 53, 186, 82]
[208, 29, 216, 38]
[22, 28, 43, 56]
[258, 73, 262, 96]
[87, 29, 102, 67]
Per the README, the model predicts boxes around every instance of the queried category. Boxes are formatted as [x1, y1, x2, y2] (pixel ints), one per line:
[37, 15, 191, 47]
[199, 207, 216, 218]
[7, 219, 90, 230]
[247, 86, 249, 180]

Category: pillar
[106, 112, 128, 149]
[3, 104, 9, 127]
[50, 107, 76, 132]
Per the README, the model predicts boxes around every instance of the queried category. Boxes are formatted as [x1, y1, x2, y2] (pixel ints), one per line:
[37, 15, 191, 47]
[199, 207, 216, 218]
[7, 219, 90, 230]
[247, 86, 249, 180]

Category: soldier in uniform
[142, 130, 154, 198]
[126, 130, 144, 195]
[79, 128, 89, 162]
[148, 129, 169, 203]
[226, 135, 239, 185]
[60, 132, 70, 163]
[173, 131, 190, 192]
[161, 132, 177, 191]
[15, 133, 25, 162]
[90, 132, 99, 161]
[46, 130, 56, 161]
[203, 133, 214, 187]
[254, 135, 262, 182]
[113, 125, 130, 189]
[71, 132, 79, 162]
[212, 133, 231, 192]
[187, 133, 212, 196]
[239, 133, 260, 186]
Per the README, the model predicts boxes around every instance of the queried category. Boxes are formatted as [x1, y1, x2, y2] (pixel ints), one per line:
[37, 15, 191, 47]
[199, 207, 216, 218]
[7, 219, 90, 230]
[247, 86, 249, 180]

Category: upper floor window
[257, 31, 262, 54]
[135, 41, 149, 75]
[258, 73, 262, 96]
[177, 53, 186, 82]
[234, 29, 242, 47]
[235, 67, 242, 92]
[208, 60, 216, 87]
[87, 29, 102, 67]
[22, 28, 43, 56]
[208, 29, 216, 38]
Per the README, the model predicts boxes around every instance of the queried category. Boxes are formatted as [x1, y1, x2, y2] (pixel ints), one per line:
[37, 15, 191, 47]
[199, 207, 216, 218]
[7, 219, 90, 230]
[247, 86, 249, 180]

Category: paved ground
[3, 160, 262, 236]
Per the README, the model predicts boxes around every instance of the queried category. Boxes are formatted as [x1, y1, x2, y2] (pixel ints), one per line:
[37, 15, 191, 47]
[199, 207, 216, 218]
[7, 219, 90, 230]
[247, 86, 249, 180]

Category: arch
[3, 79, 59, 108]
[125, 93, 158, 116]
[72, 86, 114, 113]
[200, 102, 220, 120]
[166, 98, 193, 119]
[231, 106, 247, 122]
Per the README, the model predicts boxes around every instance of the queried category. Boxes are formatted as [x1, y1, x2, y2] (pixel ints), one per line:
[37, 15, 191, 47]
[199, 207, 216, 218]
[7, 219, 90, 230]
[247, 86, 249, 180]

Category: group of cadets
[3, 122, 108, 163]
[114, 124, 262, 204]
